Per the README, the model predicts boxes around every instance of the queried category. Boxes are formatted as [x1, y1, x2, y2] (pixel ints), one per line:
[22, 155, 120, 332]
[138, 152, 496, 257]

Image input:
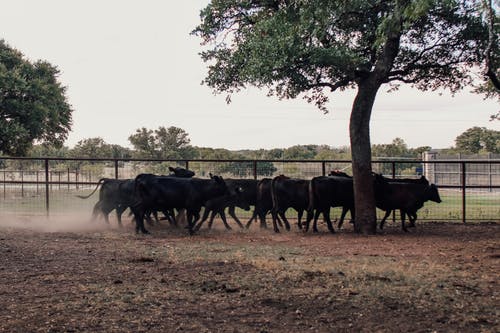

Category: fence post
[461, 162, 466, 224]
[114, 159, 119, 179]
[489, 153, 492, 193]
[392, 162, 396, 223]
[253, 160, 257, 180]
[45, 159, 50, 217]
[322, 161, 326, 176]
[21, 169, 24, 198]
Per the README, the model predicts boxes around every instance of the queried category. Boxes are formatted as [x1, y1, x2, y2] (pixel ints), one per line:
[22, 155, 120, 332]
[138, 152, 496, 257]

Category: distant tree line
[23, 125, 499, 162]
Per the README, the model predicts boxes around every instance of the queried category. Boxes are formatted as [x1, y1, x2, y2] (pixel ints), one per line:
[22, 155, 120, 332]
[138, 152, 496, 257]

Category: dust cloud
[0, 213, 123, 233]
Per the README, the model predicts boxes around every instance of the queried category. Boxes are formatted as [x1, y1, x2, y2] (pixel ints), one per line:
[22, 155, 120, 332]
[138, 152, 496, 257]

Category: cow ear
[169, 166, 175, 172]
[209, 173, 214, 179]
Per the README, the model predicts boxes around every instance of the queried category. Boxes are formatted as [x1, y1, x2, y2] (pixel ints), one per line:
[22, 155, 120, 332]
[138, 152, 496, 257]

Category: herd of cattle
[78, 166, 442, 235]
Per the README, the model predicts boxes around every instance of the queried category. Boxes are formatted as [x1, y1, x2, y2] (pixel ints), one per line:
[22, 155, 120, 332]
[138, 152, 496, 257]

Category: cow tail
[131, 174, 149, 209]
[270, 177, 279, 214]
[308, 178, 315, 212]
[76, 178, 107, 199]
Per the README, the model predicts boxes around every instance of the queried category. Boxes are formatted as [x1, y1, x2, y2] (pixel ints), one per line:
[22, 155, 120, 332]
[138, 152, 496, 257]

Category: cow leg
[187, 209, 202, 235]
[115, 205, 128, 227]
[350, 209, 358, 233]
[219, 211, 232, 230]
[278, 211, 291, 231]
[228, 206, 244, 229]
[379, 210, 391, 230]
[337, 207, 350, 229]
[313, 209, 324, 233]
[271, 212, 280, 233]
[408, 211, 417, 227]
[162, 209, 177, 227]
[91, 201, 102, 222]
[257, 210, 268, 229]
[144, 211, 155, 226]
[296, 210, 303, 230]
[101, 204, 115, 225]
[153, 211, 160, 223]
[207, 211, 218, 229]
[323, 209, 335, 233]
[186, 211, 196, 235]
[245, 210, 257, 229]
[194, 208, 211, 232]
[303, 209, 314, 232]
[401, 211, 408, 232]
[131, 205, 149, 234]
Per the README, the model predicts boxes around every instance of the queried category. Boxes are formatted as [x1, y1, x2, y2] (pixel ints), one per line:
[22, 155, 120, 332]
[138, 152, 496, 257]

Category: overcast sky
[1, 0, 498, 150]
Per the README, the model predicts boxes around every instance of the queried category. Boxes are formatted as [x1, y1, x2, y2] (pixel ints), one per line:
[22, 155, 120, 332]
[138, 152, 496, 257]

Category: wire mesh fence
[0, 157, 498, 224]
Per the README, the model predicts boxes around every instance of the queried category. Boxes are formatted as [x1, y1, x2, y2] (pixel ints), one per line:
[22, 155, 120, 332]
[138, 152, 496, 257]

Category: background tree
[473, 0, 500, 120]
[28, 144, 70, 158]
[481, 0, 500, 91]
[128, 126, 195, 159]
[193, 0, 492, 234]
[0, 40, 72, 156]
[455, 126, 500, 153]
[70, 137, 114, 159]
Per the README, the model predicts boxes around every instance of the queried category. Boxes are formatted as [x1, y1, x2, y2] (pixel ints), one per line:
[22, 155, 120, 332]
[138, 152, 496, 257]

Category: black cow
[304, 175, 354, 233]
[245, 178, 282, 230]
[194, 187, 250, 231]
[77, 166, 195, 226]
[305, 173, 389, 233]
[378, 175, 429, 228]
[376, 182, 442, 232]
[77, 178, 135, 226]
[194, 179, 257, 231]
[131, 173, 230, 234]
[270, 175, 310, 233]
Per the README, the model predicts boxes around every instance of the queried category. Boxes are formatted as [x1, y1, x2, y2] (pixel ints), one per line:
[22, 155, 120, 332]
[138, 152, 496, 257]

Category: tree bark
[349, 80, 381, 235]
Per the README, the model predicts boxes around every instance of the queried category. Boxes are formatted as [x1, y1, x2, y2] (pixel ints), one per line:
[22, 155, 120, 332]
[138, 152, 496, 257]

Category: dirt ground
[0, 216, 498, 333]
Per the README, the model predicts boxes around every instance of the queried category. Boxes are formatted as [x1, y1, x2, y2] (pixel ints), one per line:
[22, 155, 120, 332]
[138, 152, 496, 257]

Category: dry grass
[0, 217, 498, 332]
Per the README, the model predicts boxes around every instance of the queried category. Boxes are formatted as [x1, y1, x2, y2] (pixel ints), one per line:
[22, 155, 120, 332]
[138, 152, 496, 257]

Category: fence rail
[0, 157, 498, 224]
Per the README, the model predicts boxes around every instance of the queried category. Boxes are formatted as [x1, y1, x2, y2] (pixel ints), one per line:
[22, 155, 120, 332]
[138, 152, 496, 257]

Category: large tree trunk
[349, 81, 381, 235]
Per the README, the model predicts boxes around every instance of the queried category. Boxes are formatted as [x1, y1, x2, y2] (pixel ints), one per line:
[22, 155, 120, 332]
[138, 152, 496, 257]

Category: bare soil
[0, 217, 498, 333]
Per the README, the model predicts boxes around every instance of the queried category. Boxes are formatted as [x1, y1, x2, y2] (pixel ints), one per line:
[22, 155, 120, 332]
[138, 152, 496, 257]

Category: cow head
[418, 175, 430, 185]
[328, 170, 351, 178]
[169, 166, 195, 178]
[426, 184, 442, 203]
[209, 173, 230, 196]
[232, 186, 251, 211]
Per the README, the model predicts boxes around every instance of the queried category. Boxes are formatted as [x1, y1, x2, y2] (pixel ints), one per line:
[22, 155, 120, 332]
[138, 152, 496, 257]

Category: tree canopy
[193, 0, 494, 234]
[0, 40, 73, 156]
[193, 0, 490, 110]
[455, 126, 500, 153]
[128, 126, 196, 159]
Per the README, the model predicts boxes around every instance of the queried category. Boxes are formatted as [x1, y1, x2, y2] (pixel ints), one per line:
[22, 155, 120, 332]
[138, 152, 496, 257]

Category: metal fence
[0, 157, 498, 224]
